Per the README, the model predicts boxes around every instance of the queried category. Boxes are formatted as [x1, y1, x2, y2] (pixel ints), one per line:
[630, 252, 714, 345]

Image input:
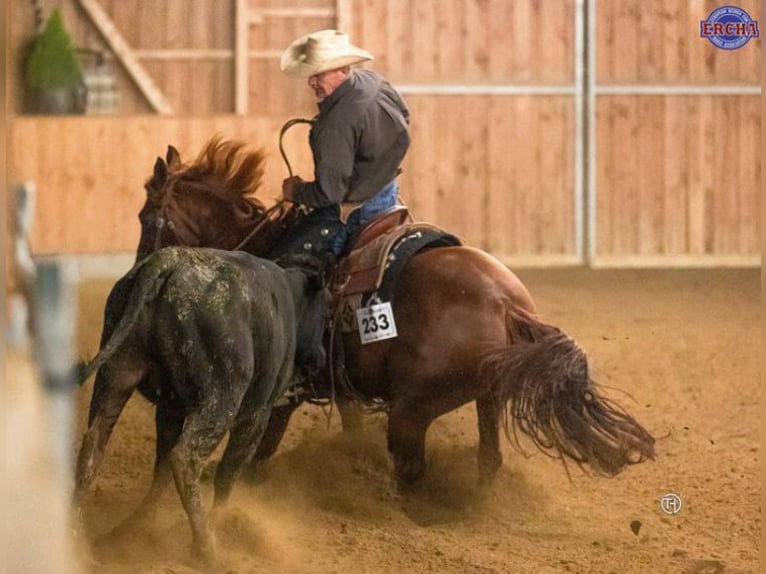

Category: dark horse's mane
[151, 136, 301, 256]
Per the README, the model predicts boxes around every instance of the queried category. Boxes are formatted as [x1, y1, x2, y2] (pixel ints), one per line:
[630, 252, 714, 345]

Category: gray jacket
[293, 70, 410, 207]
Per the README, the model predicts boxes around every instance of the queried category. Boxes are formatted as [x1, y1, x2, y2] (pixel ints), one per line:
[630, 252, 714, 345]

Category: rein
[279, 117, 314, 177]
[232, 117, 316, 251]
[232, 202, 284, 251]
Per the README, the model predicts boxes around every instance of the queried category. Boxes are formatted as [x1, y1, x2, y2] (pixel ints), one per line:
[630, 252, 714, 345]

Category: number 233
[361, 313, 390, 334]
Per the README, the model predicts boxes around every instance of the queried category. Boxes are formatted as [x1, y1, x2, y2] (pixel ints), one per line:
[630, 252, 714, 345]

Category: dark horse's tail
[481, 310, 655, 476]
[77, 252, 171, 386]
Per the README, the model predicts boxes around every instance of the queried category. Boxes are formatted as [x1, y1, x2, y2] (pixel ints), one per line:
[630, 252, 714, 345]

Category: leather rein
[231, 118, 314, 251]
[279, 117, 314, 177]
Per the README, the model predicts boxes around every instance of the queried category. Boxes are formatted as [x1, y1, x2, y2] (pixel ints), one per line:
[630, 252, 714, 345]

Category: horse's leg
[387, 402, 432, 489]
[241, 402, 300, 483]
[169, 404, 232, 566]
[213, 405, 273, 505]
[336, 395, 364, 434]
[476, 394, 503, 489]
[73, 368, 141, 506]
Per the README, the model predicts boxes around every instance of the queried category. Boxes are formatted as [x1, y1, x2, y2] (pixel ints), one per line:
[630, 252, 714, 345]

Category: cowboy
[280, 29, 410, 257]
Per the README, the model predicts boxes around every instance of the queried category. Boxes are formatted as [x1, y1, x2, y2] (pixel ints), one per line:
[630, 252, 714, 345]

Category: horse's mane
[184, 136, 267, 207]
[162, 135, 300, 255]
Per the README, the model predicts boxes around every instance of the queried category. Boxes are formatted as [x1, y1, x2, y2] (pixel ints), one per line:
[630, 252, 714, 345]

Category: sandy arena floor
[70, 267, 760, 574]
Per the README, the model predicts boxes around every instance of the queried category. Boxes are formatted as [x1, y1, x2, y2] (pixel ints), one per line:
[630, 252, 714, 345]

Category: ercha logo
[700, 6, 759, 50]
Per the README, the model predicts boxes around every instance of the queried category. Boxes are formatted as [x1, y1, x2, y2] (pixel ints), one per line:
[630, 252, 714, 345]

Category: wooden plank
[463, 0, 489, 84]
[713, 97, 739, 254]
[739, 97, 760, 253]
[355, 0, 384, 73]
[513, 96, 537, 253]
[433, 97, 466, 240]
[700, 95, 716, 253]
[400, 96, 438, 222]
[662, 97, 688, 254]
[487, 0, 513, 84]
[637, 1, 662, 82]
[540, 97, 575, 254]
[408, 0, 437, 83]
[76, 0, 174, 115]
[486, 96, 516, 254]
[595, 96, 614, 255]
[511, 0, 532, 82]
[164, 0, 189, 113]
[685, 95, 705, 253]
[250, 8, 334, 22]
[235, 0, 250, 114]
[692, 0, 726, 84]
[639, 97, 665, 254]
[612, 0, 639, 83]
[559, 97, 576, 253]
[461, 96, 489, 249]
[385, 0, 407, 82]
[540, 0, 572, 83]
[595, 0, 614, 84]
[612, 97, 640, 254]
[134, 49, 233, 60]
[662, 2, 685, 83]
[591, 254, 760, 268]
[435, 0, 464, 82]
[336, 0, 352, 33]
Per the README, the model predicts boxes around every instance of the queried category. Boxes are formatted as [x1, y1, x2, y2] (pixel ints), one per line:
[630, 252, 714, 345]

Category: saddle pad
[339, 226, 460, 333]
[339, 223, 460, 297]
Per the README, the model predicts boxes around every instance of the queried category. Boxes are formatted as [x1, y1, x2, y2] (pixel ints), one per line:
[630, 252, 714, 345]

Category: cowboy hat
[280, 29, 373, 77]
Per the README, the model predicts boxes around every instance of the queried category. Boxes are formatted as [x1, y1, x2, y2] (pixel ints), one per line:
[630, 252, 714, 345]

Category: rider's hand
[282, 176, 303, 201]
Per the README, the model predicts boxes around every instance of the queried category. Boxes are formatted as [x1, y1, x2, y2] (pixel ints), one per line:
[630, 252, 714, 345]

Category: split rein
[231, 117, 314, 251]
[279, 117, 314, 178]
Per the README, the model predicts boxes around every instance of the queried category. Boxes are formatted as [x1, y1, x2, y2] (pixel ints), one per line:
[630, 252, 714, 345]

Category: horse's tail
[481, 309, 655, 476]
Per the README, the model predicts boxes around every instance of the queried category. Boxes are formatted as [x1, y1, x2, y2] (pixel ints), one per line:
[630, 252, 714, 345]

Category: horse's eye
[303, 242, 313, 250]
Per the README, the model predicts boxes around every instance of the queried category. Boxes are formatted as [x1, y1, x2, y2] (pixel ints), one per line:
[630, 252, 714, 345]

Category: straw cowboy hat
[280, 29, 373, 77]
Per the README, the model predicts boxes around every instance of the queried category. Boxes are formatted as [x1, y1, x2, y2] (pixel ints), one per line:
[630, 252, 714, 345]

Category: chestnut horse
[137, 137, 655, 488]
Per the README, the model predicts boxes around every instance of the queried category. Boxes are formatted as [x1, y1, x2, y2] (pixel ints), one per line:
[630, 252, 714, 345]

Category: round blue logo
[700, 6, 760, 50]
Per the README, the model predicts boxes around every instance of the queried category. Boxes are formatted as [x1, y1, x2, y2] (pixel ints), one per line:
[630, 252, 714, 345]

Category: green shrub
[23, 8, 83, 89]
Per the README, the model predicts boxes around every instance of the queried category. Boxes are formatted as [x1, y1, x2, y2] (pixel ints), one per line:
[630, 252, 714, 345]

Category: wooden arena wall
[7, 0, 761, 268]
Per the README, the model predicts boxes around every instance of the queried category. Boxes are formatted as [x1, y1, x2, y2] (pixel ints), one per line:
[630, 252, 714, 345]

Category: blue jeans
[328, 181, 399, 255]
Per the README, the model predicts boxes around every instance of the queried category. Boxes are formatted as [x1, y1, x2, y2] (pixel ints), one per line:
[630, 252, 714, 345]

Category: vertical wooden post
[235, 0, 250, 115]
[336, 0, 352, 33]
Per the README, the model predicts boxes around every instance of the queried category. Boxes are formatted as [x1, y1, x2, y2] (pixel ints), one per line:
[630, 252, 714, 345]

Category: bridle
[152, 207, 177, 252]
[143, 120, 316, 256]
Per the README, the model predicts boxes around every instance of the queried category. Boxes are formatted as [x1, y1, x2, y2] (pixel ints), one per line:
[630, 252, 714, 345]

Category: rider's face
[308, 68, 349, 100]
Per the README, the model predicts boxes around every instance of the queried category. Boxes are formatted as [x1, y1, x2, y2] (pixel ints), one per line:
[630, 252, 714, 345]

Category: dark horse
[137, 137, 655, 489]
[74, 244, 331, 564]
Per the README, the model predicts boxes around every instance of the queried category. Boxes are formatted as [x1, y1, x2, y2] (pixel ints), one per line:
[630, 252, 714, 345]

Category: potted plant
[23, 7, 87, 114]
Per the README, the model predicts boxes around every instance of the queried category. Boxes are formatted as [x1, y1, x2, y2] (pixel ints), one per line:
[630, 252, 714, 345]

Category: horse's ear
[166, 145, 182, 169]
[153, 157, 168, 187]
